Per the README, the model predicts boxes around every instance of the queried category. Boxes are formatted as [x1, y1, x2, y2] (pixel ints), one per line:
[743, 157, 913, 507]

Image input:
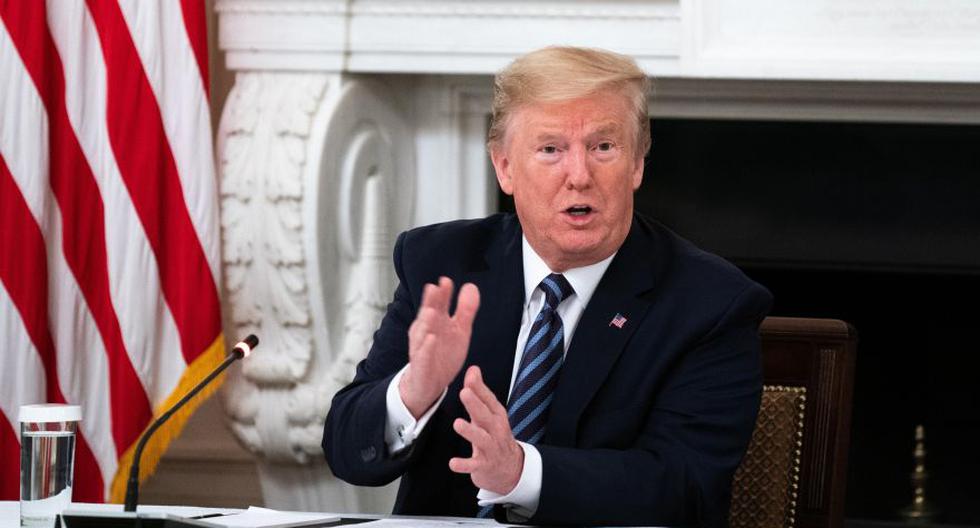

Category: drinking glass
[19, 404, 81, 528]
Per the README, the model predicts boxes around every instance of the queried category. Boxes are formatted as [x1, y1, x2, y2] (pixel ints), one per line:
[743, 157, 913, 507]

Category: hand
[399, 277, 480, 418]
[449, 366, 524, 495]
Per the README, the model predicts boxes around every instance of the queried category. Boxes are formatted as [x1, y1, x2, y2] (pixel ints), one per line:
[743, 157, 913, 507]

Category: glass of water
[19, 404, 81, 528]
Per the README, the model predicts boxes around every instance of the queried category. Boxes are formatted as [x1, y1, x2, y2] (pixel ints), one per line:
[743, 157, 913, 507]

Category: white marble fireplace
[211, 0, 980, 514]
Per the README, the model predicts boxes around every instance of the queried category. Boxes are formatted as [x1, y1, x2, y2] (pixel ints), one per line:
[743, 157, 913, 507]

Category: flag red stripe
[85, 0, 222, 365]
[179, 0, 209, 96]
[0, 413, 18, 500]
[0, 2, 153, 457]
[0, 154, 104, 501]
[0, 155, 60, 406]
[71, 432, 104, 503]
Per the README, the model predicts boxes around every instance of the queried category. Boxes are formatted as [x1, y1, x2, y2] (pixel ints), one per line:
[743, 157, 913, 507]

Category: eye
[540, 145, 559, 154]
[595, 141, 615, 152]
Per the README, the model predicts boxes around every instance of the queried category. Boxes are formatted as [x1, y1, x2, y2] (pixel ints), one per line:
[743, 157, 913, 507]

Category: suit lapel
[461, 216, 524, 405]
[546, 219, 658, 446]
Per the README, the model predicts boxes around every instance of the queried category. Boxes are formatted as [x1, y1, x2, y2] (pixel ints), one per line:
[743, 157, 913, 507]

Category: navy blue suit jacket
[323, 212, 772, 527]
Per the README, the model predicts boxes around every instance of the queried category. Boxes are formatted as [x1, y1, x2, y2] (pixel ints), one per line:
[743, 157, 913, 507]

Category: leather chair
[730, 317, 858, 528]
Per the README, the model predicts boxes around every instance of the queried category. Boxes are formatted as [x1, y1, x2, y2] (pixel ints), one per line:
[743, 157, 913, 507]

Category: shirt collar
[521, 236, 616, 308]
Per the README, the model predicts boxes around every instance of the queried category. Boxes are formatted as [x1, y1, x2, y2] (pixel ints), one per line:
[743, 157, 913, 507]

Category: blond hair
[487, 46, 651, 156]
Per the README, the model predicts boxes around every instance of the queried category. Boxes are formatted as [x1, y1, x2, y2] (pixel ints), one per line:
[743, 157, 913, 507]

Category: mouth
[564, 205, 593, 217]
[562, 205, 596, 225]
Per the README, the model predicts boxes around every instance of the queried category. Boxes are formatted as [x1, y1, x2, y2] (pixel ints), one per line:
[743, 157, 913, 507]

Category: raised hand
[449, 366, 524, 495]
[399, 277, 481, 418]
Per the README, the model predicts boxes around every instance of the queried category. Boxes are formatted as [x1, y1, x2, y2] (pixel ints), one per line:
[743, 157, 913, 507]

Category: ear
[491, 145, 514, 196]
[631, 155, 644, 191]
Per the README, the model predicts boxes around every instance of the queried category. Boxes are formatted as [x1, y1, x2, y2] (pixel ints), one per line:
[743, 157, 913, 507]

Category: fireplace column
[214, 3, 413, 513]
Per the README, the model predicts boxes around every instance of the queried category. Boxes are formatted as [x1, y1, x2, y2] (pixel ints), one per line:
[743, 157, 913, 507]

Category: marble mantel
[212, 0, 980, 514]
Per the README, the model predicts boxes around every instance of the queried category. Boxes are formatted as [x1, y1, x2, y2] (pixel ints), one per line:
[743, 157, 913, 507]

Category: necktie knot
[539, 273, 574, 309]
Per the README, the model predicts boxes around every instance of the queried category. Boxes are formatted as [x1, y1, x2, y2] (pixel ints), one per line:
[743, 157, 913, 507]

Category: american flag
[609, 313, 627, 329]
[0, 0, 223, 503]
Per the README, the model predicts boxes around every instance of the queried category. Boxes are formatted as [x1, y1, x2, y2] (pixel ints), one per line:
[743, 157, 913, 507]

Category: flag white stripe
[0, 24, 49, 228]
[48, 223, 119, 498]
[0, 18, 118, 495]
[47, 1, 188, 407]
[117, 0, 221, 285]
[0, 281, 48, 444]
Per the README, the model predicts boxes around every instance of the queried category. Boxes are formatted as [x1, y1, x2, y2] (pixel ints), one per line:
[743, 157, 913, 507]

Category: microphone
[123, 335, 259, 512]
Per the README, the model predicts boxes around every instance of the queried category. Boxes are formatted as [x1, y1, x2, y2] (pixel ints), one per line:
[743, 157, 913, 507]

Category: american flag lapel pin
[609, 313, 627, 329]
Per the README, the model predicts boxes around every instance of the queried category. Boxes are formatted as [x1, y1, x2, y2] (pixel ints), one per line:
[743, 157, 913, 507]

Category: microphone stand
[125, 341, 252, 511]
[61, 335, 258, 528]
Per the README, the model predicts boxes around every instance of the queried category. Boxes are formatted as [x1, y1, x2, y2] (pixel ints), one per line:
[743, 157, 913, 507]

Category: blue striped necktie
[508, 273, 574, 443]
[477, 273, 574, 518]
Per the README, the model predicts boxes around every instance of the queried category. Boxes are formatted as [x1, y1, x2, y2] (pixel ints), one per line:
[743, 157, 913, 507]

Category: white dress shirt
[384, 236, 615, 519]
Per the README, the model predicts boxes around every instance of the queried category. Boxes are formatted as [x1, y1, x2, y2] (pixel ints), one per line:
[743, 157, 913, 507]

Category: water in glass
[20, 430, 75, 528]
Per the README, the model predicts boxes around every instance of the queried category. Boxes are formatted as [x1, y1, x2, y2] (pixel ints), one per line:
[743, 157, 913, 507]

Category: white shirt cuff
[384, 366, 447, 454]
[475, 441, 541, 520]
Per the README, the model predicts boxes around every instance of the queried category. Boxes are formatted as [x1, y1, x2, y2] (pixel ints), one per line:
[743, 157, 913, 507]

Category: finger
[418, 282, 440, 313]
[459, 386, 496, 429]
[464, 370, 514, 439]
[465, 366, 507, 417]
[464, 365, 481, 385]
[453, 417, 493, 447]
[432, 276, 454, 314]
[413, 305, 438, 332]
[421, 281, 439, 307]
[407, 316, 424, 345]
[448, 456, 479, 474]
[460, 388, 514, 444]
[452, 418, 486, 462]
[408, 309, 435, 349]
[452, 283, 481, 329]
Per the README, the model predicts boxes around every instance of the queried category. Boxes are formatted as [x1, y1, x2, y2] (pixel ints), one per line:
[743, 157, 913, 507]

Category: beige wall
[206, 0, 235, 139]
[140, 397, 263, 508]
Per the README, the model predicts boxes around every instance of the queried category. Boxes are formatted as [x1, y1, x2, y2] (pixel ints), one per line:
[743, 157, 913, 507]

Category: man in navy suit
[323, 46, 771, 527]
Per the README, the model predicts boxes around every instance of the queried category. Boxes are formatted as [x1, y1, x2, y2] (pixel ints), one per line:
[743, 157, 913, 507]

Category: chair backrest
[730, 317, 857, 528]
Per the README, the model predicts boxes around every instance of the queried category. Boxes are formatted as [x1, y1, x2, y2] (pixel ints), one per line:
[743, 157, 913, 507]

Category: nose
[564, 145, 592, 190]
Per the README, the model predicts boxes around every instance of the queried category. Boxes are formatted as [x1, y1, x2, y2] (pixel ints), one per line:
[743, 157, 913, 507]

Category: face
[491, 90, 644, 272]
